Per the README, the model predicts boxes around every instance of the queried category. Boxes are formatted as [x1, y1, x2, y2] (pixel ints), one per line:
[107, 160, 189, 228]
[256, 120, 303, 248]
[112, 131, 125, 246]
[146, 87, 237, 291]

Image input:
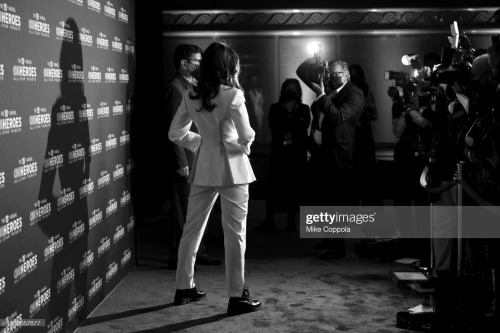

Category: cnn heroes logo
[14, 157, 37, 184]
[79, 27, 93, 47]
[56, 20, 74, 42]
[14, 251, 38, 283]
[29, 12, 50, 38]
[305, 211, 376, 225]
[13, 57, 37, 81]
[44, 61, 62, 82]
[30, 106, 50, 130]
[0, 212, 22, 244]
[0, 2, 21, 31]
[0, 109, 22, 135]
[112, 36, 122, 52]
[96, 32, 109, 50]
[87, 0, 101, 13]
[104, 1, 115, 19]
[118, 7, 128, 23]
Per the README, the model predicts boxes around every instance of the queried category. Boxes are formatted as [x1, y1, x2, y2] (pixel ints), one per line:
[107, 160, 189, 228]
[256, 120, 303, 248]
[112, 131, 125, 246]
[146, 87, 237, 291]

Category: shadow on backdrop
[38, 17, 90, 332]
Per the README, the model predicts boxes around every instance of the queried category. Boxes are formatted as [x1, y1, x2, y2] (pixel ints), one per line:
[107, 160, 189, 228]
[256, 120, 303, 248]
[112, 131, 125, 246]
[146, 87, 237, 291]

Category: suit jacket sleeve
[316, 87, 364, 126]
[168, 92, 201, 153]
[166, 83, 189, 169]
[229, 89, 255, 155]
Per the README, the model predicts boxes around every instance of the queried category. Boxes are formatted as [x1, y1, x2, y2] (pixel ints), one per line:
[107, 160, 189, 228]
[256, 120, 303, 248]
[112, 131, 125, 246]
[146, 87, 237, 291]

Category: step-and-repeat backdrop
[0, 1, 135, 332]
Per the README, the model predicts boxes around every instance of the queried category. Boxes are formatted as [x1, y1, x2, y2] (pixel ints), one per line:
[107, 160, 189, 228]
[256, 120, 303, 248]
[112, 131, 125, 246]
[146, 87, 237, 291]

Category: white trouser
[175, 184, 248, 297]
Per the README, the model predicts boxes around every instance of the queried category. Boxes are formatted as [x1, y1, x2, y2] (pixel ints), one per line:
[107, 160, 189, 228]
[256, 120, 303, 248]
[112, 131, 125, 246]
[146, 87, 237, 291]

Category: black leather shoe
[320, 248, 345, 260]
[173, 286, 206, 305]
[196, 253, 222, 265]
[227, 288, 262, 316]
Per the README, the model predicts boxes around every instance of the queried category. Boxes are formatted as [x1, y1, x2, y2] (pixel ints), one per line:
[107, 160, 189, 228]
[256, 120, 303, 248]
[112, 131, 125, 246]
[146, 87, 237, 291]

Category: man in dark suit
[297, 59, 364, 259]
[165, 44, 221, 268]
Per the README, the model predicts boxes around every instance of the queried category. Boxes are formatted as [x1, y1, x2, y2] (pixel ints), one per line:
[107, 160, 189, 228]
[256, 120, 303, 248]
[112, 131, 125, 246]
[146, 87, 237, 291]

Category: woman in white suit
[169, 42, 262, 316]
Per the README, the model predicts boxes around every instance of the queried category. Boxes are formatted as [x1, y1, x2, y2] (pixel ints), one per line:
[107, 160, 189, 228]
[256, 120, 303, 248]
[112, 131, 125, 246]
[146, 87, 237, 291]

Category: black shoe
[174, 286, 206, 305]
[320, 248, 346, 260]
[196, 253, 222, 265]
[227, 288, 262, 316]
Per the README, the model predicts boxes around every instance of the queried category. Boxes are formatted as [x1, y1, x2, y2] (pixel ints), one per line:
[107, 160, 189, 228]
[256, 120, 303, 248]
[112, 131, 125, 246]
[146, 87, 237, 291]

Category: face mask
[283, 90, 298, 101]
[190, 66, 201, 80]
[330, 76, 343, 90]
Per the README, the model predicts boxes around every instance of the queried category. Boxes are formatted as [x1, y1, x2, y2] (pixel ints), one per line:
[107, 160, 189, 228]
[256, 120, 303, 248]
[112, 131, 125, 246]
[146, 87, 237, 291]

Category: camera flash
[307, 43, 321, 57]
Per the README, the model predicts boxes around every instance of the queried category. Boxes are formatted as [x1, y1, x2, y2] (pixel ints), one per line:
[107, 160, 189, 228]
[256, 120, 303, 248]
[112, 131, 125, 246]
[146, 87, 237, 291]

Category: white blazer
[168, 85, 256, 186]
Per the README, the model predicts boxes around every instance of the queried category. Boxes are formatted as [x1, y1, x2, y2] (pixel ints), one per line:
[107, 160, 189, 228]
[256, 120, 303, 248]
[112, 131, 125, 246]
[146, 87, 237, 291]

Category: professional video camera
[385, 20, 500, 199]
[384, 54, 437, 113]
[385, 22, 480, 109]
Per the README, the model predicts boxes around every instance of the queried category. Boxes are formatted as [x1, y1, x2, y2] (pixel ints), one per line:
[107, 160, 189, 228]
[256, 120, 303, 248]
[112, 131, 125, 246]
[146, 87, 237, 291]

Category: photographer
[297, 58, 364, 259]
[421, 82, 465, 271]
[487, 41, 500, 176]
[391, 83, 431, 260]
[486, 40, 500, 330]
[256, 78, 311, 233]
[464, 43, 500, 330]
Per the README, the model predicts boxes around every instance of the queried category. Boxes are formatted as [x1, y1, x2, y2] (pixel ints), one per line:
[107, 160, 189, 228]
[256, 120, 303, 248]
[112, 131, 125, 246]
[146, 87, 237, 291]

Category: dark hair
[348, 64, 368, 95]
[173, 44, 202, 69]
[279, 78, 302, 104]
[190, 42, 242, 112]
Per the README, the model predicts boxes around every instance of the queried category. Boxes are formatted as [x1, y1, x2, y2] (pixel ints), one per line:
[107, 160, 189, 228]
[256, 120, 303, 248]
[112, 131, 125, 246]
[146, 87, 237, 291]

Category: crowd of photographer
[385, 28, 500, 331]
[257, 24, 500, 330]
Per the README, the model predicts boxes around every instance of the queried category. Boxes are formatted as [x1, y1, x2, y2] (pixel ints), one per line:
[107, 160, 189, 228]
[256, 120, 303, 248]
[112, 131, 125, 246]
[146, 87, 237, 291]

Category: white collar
[180, 74, 194, 85]
[336, 81, 347, 94]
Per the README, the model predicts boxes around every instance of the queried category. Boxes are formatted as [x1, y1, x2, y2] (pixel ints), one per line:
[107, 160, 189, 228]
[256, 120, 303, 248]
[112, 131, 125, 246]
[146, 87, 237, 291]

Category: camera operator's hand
[407, 108, 430, 128]
[176, 166, 189, 178]
[310, 79, 325, 97]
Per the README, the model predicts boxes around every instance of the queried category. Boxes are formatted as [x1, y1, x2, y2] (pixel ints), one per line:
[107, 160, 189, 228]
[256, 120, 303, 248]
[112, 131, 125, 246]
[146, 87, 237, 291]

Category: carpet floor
[76, 200, 427, 333]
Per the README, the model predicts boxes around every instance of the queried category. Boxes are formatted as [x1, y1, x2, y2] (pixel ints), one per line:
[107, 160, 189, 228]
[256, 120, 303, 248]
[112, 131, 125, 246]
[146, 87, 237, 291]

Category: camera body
[296, 43, 333, 91]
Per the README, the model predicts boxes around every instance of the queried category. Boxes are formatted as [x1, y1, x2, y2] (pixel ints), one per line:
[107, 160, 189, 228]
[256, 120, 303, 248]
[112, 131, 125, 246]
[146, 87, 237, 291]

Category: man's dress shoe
[174, 286, 206, 305]
[227, 288, 262, 316]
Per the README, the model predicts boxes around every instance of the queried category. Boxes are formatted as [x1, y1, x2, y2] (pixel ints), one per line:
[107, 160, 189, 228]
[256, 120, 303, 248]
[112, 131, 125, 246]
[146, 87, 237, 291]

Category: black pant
[307, 163, 358, 252]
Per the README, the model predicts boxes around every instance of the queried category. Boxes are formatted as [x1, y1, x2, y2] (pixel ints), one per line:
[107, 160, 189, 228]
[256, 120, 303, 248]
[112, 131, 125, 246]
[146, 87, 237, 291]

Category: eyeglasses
[331, 72, 345, 77]
[185, 58, 201, 65]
